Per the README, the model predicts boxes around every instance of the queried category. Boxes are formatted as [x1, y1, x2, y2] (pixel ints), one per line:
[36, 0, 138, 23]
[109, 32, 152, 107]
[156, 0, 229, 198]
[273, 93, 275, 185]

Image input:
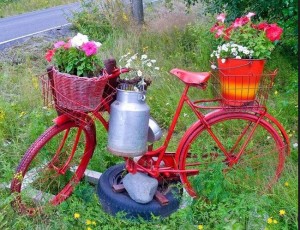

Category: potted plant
[210, 12, 283, 106]
[45, 33, 106, 111]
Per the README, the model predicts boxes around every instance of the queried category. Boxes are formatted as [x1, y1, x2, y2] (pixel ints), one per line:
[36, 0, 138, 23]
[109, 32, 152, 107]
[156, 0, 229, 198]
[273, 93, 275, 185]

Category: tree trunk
[131, 0, 144, 25]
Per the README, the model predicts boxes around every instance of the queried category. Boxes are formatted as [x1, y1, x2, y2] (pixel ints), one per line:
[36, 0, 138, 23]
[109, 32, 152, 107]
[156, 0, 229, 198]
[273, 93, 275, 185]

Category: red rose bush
[210, 12, 283, 61]
[45, 33, 103, 77]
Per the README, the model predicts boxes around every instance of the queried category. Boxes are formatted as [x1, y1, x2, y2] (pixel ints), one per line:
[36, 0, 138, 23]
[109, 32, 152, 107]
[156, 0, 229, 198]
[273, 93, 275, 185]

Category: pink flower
[265, 24, 283, 42]
[45, 49, 55, 62]
[215, 26, 225, 38]
[246, 12, 256, 19]
[63, 40, 72, 49]
[216, 13, 226, 23]
[54, 41, 65, 49]
[232, 17, 249, 28]
[81, 41, 98, 56]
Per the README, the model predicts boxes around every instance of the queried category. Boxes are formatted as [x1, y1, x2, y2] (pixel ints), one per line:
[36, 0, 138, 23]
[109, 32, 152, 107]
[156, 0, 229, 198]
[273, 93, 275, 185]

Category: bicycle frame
[51, 67, 290, 183]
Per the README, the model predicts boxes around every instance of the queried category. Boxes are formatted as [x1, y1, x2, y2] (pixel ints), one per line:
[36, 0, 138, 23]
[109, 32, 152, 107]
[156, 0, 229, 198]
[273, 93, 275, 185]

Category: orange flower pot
[217, 58, 266, 106]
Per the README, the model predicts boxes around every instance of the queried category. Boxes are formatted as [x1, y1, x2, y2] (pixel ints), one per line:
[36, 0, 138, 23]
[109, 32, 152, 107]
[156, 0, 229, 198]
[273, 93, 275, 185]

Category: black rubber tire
[97, 164, 181, 220]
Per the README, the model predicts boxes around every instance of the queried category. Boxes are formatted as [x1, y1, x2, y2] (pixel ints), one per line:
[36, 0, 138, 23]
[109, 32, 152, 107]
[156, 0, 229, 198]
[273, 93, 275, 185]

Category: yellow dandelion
[284, 182, 289, 187]
[143, 46, 149, 52]
[87, 227, 92, 230]
[92, 221, 96, 226]
[86, 219, 92, 225]
[198, 224, 204, 230]
[273, 219, 278, 224]
[274, 91, 278, 95]
[0, 111, 5, 121]
[122, 13, 129, 22]
[74, 213, 80, 219]
[279, 210, 286, 216]
[19, 111, 26, 117]
[267, 218, 273, 224]
[32, 77, 39, 89]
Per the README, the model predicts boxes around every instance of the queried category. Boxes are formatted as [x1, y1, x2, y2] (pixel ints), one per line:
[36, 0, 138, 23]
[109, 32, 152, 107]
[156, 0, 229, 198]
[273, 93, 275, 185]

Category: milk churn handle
[138, 94, 146, 102]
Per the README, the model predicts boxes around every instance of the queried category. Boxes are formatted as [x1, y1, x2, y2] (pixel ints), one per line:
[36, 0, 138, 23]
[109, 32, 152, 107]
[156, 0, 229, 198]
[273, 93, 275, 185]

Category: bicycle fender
[52, 114, 71, 126]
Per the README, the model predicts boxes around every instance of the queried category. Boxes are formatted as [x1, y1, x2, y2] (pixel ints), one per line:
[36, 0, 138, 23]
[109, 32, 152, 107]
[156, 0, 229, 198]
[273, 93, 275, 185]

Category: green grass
[0, 0, 78, 18]
[0, 1, 298, 229]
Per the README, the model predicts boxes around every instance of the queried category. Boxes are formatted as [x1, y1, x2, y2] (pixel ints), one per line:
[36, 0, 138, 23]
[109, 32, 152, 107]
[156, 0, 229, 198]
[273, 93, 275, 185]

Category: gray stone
[123, 172, 158, 204]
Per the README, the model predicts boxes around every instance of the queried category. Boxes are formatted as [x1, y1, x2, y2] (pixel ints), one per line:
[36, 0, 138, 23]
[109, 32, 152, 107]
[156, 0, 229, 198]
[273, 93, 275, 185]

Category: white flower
[211, 64, 217, 69]
[151, 59, 157, 63]
[154, 67, 160, 70]
[94, 41, 102, 47]
[221, 58, 226, 63]
[141, 54, 148, 60]
[71, 33, 89, 48]
[147, 62, 152, 67]
[293, 143, 298, 148]
[131, 53, 138, 60]
[236, 56, 241, 59]
[137, 70, 143, 77]
[125, 62, 131, 68]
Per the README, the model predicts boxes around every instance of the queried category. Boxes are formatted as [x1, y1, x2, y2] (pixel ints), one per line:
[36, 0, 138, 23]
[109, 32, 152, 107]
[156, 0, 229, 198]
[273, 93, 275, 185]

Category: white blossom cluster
[119, 53, 160, 78]
[210, 42, 254, 60]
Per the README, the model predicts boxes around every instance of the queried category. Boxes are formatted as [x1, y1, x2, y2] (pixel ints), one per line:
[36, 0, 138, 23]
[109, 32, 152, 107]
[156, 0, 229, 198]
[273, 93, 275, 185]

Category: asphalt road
[0, 2, 81, 45]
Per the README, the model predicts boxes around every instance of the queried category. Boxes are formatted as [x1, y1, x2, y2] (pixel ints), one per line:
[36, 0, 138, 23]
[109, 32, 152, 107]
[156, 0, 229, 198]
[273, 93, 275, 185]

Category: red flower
[45, 49, 55, 62]
[265, 24, 283, 42]
[224, 26, 234, 40]
[257, 22, 269, 31]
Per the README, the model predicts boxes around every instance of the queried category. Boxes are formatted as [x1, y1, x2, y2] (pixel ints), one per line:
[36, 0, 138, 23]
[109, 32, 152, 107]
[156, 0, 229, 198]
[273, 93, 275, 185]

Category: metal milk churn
[108, 88, 150, 157]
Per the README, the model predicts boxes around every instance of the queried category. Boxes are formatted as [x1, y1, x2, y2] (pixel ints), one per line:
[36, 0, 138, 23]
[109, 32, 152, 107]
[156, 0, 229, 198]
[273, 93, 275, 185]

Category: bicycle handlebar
[106, 67, 130, 80]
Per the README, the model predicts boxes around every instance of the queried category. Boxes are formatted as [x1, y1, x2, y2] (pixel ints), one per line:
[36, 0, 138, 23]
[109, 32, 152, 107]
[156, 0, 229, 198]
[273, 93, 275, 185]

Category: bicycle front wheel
[10, 121, 96, 215]
[177, 112, 286, 198]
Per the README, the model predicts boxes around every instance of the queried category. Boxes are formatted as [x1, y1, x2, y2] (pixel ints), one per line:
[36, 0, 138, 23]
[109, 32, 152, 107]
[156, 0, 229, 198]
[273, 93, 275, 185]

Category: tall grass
[0, 0, 298, 229]
[0, 0, 78, 18]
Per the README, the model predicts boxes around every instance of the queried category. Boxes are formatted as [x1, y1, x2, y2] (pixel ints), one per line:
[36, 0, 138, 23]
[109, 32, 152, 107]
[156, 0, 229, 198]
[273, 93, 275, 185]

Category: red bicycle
[10, 60, 290, 216]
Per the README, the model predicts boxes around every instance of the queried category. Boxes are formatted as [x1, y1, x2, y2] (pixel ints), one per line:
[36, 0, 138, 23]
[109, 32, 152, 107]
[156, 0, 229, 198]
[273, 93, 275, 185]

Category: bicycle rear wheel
[10, 121, 96, 215]
[177, 112, 286, 198]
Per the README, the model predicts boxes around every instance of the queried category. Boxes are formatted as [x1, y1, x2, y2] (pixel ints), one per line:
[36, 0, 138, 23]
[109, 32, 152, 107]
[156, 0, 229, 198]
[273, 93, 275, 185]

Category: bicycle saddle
[170, 68, 210, 86]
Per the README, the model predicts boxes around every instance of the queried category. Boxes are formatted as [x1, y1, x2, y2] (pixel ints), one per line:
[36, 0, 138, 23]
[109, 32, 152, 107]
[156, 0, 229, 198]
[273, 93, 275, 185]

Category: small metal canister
[108, 88, 150, 157]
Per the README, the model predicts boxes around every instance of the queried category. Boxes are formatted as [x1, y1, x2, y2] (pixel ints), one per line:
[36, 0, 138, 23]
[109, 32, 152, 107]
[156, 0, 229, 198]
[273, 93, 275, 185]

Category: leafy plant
[210, 12, 283, 60]
[45, 33, 103, 77]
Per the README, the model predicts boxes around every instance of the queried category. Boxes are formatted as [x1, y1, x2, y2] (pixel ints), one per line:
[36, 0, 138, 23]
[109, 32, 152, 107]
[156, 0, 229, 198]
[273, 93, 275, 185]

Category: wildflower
[87, 227, 92, 230]
[198, 224, 204, 230]
[267, 217, 273, 224]
[74, 213, 80, 219]
[122, 12, 128, 22]
[279, 210, 286, 216]
[292, 143, 298, 148]
[19, 111, 26, 117]
[86, 219, 92, 225]
[92, 221, 96, 226]
[284, 182, 289, 187]
[274, 91, 278, 95]
[0, 111, 5, 121]
[137, 70, 143, 77]
[273, 219, 278, 224]
[81, 42, 98, 56]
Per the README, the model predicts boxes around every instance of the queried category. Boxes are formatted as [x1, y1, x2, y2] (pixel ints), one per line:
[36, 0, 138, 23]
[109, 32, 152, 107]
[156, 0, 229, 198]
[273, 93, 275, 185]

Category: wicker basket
[52, 68, 108, 112]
